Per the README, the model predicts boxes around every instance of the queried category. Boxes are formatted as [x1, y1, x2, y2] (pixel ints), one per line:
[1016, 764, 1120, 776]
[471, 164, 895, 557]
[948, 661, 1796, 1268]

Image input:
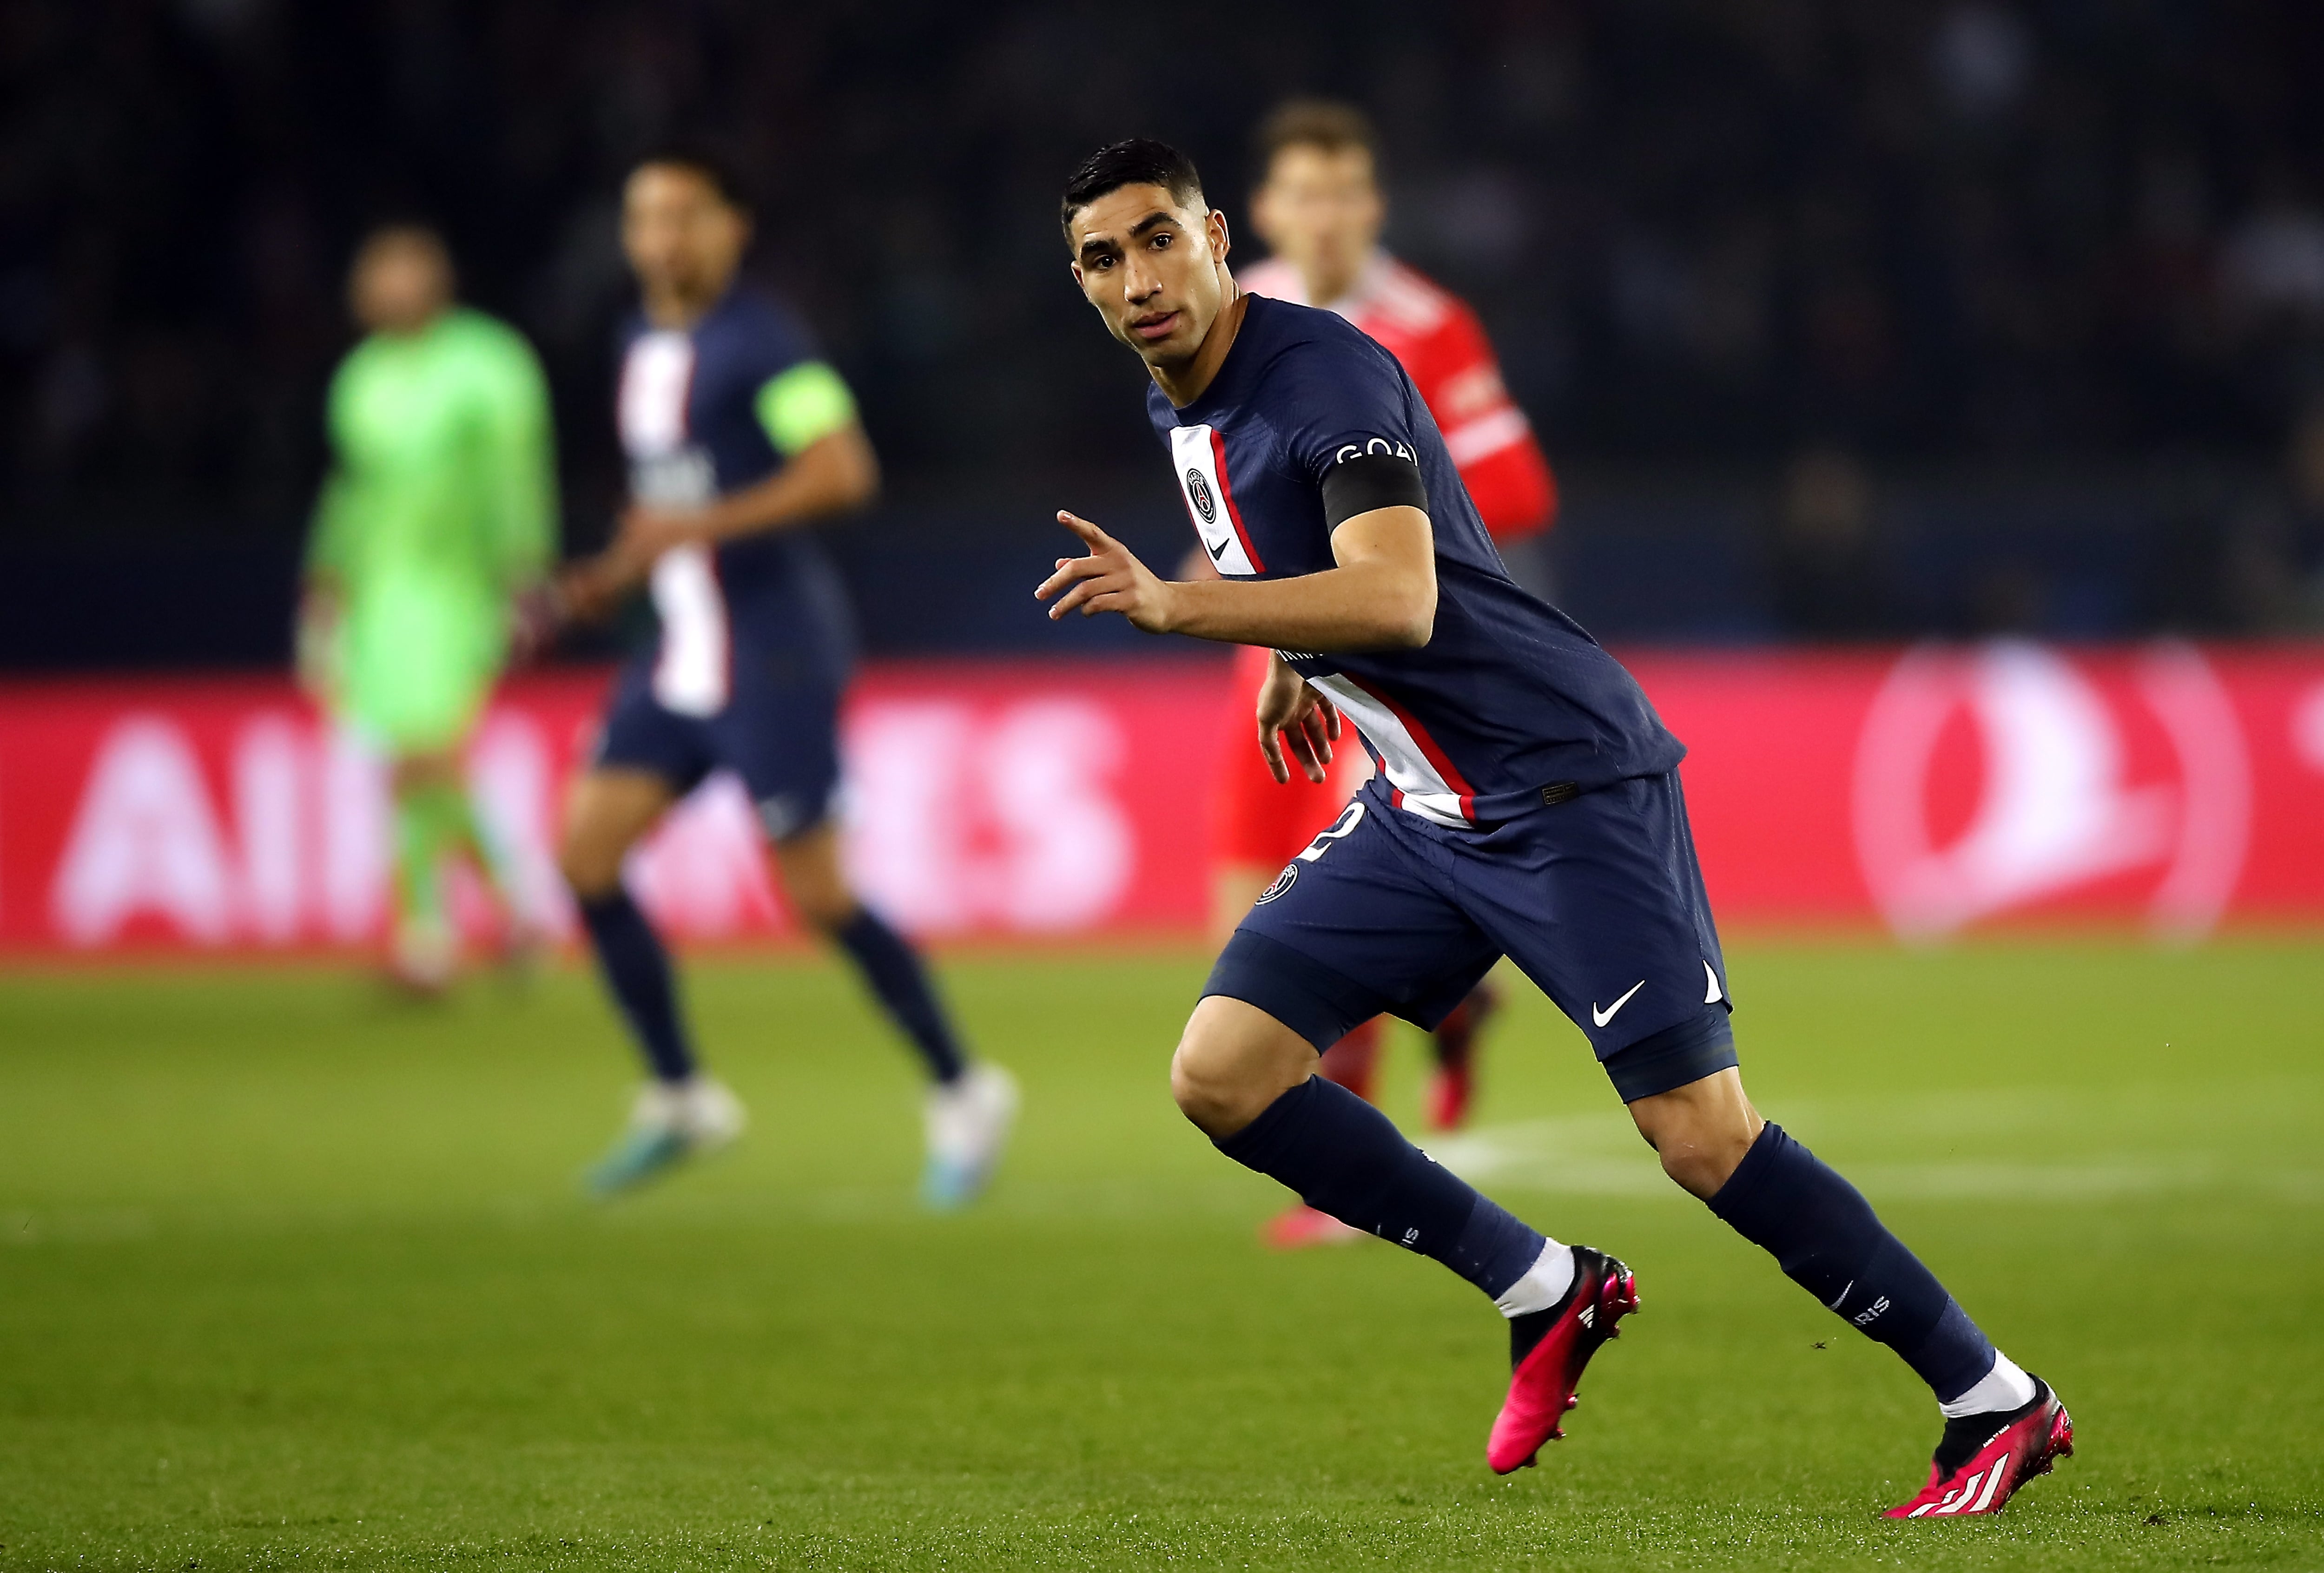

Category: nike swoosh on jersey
[1203, 533, 1230, 561]
[1591, 980, 1646, 1028]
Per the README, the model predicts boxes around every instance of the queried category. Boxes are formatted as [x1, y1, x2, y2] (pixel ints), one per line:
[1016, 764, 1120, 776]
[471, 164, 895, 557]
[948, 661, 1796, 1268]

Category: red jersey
[1238, 252, 1556, 541]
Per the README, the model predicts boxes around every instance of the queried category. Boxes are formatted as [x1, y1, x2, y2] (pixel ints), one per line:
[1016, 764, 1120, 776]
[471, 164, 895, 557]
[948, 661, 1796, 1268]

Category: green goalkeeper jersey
[306, 309, 556, 749]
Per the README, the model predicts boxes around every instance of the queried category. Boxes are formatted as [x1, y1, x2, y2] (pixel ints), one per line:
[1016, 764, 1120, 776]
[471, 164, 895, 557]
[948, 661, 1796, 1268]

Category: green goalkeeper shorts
[335, 582, 505, 754]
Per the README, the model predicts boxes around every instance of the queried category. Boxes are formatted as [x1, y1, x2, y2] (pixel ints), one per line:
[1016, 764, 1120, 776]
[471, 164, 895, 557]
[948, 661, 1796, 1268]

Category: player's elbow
[839, 434, 881, 509]
[1378, 581, 1437, 648]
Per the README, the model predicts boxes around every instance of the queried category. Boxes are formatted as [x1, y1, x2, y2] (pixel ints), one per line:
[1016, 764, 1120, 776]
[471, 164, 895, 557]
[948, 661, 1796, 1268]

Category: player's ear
[1208, 208, 1231, 263]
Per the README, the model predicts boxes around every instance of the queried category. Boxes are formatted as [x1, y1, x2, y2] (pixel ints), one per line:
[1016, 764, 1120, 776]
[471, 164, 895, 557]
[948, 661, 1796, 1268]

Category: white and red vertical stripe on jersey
[1303, 672, 1477, 828]
[619, 330, 733, 717]
[648, 546, 731, 718]
[619, 330, 693, 457]
[1169, 423, 1265, 576]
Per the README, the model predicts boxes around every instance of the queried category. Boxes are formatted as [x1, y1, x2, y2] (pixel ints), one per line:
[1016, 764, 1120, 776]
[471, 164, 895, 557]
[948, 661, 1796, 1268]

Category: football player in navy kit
[1038, 139, 2070, 1518]
[556, 148, 1017, 1206]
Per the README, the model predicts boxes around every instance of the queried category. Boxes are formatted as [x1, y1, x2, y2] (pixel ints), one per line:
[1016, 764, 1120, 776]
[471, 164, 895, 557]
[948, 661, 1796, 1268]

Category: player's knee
[556, 825, 621, 900]
[1628, 1069, 1762, 1201]
[785, 882, 858, 934]
[1170, 1032, 1261, 1138]
[1170, 1000, 1314, 1139]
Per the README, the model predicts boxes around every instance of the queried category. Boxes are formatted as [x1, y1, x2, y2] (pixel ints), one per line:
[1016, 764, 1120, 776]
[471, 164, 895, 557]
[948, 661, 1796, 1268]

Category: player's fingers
[1318, 697, 1342, 740]
[1287, 738, 1328, 786]
[1258, 730, 1292, 785]
[1056, 510, 1114, 549]
[1047, 572, 1121, 620]
[1035, 555, 1103, 603]
[1298, 707, 1334, 768]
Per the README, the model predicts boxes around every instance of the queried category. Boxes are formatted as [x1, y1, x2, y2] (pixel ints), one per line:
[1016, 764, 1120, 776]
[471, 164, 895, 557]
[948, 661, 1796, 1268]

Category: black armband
[1320, 452, 1429, 529]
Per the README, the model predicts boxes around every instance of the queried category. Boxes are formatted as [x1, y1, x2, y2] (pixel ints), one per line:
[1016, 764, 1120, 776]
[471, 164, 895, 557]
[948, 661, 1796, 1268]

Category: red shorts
[1210, 644, 1374, 869]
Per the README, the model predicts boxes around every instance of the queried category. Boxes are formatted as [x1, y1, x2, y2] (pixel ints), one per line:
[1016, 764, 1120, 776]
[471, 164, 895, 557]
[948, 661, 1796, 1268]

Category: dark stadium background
[4, 0, 2324, 664]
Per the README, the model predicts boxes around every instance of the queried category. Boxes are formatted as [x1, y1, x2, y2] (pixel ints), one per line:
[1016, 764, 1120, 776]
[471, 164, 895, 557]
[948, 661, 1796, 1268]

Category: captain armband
[1320, 450, 1429, 530]
[754, 361, 859, 457]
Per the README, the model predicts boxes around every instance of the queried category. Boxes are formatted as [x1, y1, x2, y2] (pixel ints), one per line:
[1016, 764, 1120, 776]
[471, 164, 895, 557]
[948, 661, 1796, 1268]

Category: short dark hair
[633, 140, 753, 213]
[1060, 138, 1205, 240]
[1252, 99, 1378, 179]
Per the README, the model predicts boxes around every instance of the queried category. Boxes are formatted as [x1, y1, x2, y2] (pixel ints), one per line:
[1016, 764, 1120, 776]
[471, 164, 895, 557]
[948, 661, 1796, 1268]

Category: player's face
[623, 165, 748, 306]
[349, 233, 451, 336]
[1249, 144, 1383, 295]
[1068, 184, 1232, 369]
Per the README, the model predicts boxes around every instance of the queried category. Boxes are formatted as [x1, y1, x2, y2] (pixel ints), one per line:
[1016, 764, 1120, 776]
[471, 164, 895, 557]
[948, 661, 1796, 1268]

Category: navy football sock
[577, 889, 696, 1084]
[833, 909, 967, 1085]
[1216, 1077, 1546, 1300]
[1709, 1123, 1995, 1402]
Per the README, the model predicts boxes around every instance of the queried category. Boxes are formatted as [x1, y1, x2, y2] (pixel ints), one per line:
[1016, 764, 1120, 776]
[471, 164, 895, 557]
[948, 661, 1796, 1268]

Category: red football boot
[1486, 1245, 1639, 1474]
[1884, 1377, 2073, 1519]
[1426, 981, 1499, 1131]
[1261, 1203, 1365, 1250]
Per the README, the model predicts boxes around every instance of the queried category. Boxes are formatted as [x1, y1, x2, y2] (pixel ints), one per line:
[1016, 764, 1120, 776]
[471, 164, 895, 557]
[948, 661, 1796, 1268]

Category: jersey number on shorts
[1296, 801, 1367, 863]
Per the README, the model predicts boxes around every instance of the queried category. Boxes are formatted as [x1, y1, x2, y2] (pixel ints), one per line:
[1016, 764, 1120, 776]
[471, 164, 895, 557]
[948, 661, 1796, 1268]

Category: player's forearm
[700, 427, 879, 540]
[1162, 559, 1435, 652]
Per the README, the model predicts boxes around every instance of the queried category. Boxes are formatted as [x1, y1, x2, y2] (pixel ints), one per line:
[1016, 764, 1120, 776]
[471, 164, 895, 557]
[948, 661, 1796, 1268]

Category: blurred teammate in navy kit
[1037, 138, 2069, 1517]
[556, 147, 1016, 1206]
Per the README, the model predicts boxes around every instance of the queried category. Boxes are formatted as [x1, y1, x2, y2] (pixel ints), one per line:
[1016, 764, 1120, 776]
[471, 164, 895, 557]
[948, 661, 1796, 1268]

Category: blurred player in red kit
[1219, 101, 1558, 1246]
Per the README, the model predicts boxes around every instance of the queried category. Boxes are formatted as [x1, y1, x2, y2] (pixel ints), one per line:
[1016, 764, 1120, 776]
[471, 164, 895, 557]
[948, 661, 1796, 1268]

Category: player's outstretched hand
[1256, 656, 1340, 785]
[555, 556, 630, 626]
[1037, 511, 1179, 633]
[507, 582, 567, 665]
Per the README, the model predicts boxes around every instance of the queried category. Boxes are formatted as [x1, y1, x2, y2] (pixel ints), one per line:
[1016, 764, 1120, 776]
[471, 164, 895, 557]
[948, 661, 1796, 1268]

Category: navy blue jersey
[1147, 295, 1684, 827]
[617, 287, 852, 716]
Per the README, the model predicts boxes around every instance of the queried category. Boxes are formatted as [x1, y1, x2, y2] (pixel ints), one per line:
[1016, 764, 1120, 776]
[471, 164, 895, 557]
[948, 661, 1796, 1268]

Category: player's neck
[1150, 286, 1249, 409]
[642, 278, 728, 331]
[1299, 255, 1365, 309]
[371, 303, 450, 341]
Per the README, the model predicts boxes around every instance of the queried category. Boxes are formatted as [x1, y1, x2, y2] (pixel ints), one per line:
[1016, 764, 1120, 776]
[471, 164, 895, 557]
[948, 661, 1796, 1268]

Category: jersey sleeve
[475, 326, 558, 591]
[754, 360, 859, 456]
[304, 359, 360, 583]
[1268, 336, 1432, 523]
[1409, 302, 1556, 540]
[729, 298, 863, 460]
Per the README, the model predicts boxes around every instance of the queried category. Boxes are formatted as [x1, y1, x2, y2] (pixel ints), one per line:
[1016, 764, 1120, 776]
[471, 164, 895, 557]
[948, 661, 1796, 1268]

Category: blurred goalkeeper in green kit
[300, 225, 557, 989]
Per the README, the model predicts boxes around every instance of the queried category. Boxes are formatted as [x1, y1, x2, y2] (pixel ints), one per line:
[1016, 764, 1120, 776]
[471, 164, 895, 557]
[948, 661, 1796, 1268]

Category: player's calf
[1674, 1080, 2068, 1514]
[1185, 995, 1631, 1468]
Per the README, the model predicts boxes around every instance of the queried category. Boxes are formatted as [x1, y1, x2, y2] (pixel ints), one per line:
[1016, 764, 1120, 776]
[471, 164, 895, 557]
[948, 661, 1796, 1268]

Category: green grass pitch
[1, 937, 2319, 1570]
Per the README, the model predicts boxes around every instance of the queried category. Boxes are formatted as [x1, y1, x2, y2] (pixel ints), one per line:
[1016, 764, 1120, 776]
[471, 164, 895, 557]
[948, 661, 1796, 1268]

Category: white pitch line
[1428, 1119, 2320, 1204]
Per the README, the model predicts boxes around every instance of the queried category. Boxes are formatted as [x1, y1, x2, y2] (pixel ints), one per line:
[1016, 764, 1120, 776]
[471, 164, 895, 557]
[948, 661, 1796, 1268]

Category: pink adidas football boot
[1884, 1377, 2073, 1518]
[1486, 1245, 1639, 1474]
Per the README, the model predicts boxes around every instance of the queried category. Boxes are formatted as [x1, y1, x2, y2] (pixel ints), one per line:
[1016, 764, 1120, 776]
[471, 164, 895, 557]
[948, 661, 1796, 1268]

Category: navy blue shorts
[1204, 772, 1736, 1104]
[592, 657, 843, 842]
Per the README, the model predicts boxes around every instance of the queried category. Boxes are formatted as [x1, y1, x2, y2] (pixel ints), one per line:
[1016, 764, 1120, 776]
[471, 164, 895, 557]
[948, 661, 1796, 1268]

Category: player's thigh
[564, 665, 707, 895]
[1455, 774, 1732, 1076]
[713, 678, 843, 847]
[1205, 790, 1500, 1058]
[559, 767, 678, 896]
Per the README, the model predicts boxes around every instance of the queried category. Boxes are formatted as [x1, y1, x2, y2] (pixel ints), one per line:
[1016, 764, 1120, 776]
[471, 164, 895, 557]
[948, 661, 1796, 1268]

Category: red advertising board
[3, 644, 2322, 955]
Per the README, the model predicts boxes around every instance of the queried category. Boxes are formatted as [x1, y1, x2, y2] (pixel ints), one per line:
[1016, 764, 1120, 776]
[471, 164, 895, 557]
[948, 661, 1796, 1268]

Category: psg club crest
[1184, 467, 1218, 525]
[1254, 862, 1298, 904]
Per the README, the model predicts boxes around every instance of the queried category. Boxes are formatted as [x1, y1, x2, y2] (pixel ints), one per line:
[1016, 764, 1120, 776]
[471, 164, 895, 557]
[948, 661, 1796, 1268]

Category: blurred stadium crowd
[4, 0, 2324, 652]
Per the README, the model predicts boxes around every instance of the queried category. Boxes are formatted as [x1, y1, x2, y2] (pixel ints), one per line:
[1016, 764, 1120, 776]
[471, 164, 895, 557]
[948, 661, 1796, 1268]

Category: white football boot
[584, 1076, 747, 1198]
[920, 1062, 1019, 1211]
